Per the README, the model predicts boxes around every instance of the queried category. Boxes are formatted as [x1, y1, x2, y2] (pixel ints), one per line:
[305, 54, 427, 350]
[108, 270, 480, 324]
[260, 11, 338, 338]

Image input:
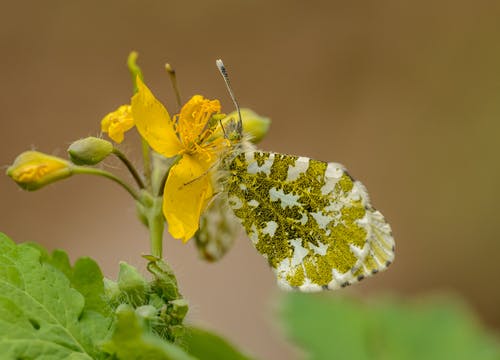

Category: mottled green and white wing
[225, 151, 394, 292]
[194, 192, 240, 262]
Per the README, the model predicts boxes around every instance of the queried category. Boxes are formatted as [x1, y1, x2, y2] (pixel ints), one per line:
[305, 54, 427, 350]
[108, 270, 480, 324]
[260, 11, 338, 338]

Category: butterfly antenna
[216, 59, 243, 135]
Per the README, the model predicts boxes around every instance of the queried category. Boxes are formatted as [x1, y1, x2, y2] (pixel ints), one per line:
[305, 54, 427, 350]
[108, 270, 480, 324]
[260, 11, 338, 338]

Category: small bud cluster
[104, 260, 188, 345]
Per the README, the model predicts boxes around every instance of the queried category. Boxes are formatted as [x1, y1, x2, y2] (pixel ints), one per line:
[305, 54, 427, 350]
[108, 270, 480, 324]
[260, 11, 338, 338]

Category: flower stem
[147, 196, 164, 258]
[112, 148, 145, 189]
[72, 166, 141, 202]
[142, 139, 152, 190]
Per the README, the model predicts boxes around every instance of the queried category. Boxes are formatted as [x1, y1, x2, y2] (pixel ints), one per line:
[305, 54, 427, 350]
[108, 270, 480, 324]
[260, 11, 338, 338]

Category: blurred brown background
[1, 1, 500, 359]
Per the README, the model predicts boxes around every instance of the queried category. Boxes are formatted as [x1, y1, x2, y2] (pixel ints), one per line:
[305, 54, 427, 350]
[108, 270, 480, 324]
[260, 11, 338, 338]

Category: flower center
[174, 95, 228, 160]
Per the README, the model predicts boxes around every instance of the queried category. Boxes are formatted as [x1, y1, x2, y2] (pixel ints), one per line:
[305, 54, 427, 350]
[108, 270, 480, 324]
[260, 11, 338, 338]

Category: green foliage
[281, 292, 500, 360]
[0, 233, 111, 359]
[28, 243, 111, 316]
[183, 327, 253, 360]
[100, 306, 253, 360]
[0, 233, 250, 360]
[101, 305, 196, 360]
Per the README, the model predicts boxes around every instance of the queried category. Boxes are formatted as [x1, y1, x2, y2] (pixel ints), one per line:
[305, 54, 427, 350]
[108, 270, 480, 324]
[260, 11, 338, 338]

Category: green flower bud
[68, 137, 113, 165]
[169, 325, 186, 339]
[115, 303, 134, 314]
[118, 261, 147, 305]
[169, 299, 189, 322]
[135, 305, 158, 321]
[103, 278, 121, 303]
[148, 293, 166, 309]
[223, 108, 271, 144]
[6, 151, 73, 191]
[148, 260, 180, 302]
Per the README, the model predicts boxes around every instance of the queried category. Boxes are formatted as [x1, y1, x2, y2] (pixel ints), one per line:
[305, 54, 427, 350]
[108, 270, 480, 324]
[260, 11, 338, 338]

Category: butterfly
[195, 60, 394, 291]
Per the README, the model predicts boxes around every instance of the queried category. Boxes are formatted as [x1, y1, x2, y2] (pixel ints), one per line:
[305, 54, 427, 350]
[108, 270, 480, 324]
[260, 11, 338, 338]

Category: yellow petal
[163, 154, 214, 242]
[132, 77, 183, 157]
[101, 105, 134, 143]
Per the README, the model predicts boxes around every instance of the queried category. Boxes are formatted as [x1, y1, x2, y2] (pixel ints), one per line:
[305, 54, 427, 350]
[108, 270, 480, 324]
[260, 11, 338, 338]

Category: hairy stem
[142, 139, 152, 190]
[72, 166, 141, 202]
[112, 148, 145, 189]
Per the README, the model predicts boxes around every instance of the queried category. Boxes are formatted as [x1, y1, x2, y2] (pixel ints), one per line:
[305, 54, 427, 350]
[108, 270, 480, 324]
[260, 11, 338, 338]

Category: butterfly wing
[194, 192, 239, 262]
[225, 151, 394, 291]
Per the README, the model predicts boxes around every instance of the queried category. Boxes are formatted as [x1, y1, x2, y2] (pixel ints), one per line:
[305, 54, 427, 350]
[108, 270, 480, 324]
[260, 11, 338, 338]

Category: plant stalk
[112, 148, 145, 189]
[147, 196, 164, 258]
[142, 139, 152, 190]
[72, 166, 141, 202]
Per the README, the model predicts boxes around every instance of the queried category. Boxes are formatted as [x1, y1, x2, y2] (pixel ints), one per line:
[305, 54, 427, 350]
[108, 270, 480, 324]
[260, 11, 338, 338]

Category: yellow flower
[132, 77, 228, 242]
[7, 151, 72, 191]
[101, 105, 134, 143]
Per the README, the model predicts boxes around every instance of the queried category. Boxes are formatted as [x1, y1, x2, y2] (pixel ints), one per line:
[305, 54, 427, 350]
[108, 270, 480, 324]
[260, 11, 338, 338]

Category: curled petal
[101, 105, 134, 143]
[132, 77, 183, 157]
[163, 154, 214, 242]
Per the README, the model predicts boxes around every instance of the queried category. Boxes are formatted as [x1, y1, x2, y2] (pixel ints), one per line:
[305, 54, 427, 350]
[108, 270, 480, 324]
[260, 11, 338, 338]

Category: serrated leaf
[0, 233, 111, 359]
[184, 327, 253, 360]
[101, 306, 197, 360]
[281, 293, 500, 360]
[26, 242, 111, 316]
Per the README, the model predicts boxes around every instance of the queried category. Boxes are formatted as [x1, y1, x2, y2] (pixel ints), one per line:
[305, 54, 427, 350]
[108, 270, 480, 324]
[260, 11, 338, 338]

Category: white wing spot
[286, 157, 309, 181]
[248, 199, 259, 207]
[248, 224, 259, 245]
[269, 187, 301, 208]
[326, 162, 344, 178]
[321, 162, 344, 195]
[246, 152, 275, 175]
[228, 196, 243, 210]
[299, 212, 308, 225]
[290, 238, 309, 266]
[262, 221, 278, 236]
[311, 211, 332, 229]
[353, 180, 370, 206]
[310, 241, 328, 256]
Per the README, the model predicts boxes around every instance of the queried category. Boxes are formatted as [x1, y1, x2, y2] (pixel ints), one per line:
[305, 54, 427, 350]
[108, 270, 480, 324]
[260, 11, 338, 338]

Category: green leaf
[117, 261, 148, 306]
[184, 327, 253, 360]
[101, 305, 197, 360]
[0, 233, 112, 359]
[26, 242, 111, 316]
[281, 293, 500, 360]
